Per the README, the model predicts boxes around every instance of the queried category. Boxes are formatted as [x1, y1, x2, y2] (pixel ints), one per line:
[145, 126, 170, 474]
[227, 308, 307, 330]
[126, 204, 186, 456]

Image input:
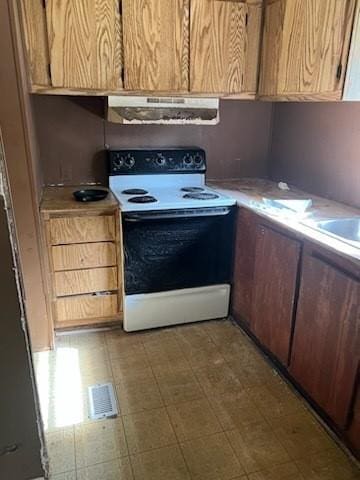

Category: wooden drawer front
[56, 294, 118, 323]
[55, 267, 118, 297]
[50, 215, 115, 245]
[52, 242, 116, 271]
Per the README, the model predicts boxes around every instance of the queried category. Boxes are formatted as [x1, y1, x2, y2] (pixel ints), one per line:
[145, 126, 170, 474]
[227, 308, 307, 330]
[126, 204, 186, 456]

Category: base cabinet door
[290, 253, 360, 429]
[231, 209, 258, 326]
[346, 383, 360, 456]
[251, 224, 301, 365]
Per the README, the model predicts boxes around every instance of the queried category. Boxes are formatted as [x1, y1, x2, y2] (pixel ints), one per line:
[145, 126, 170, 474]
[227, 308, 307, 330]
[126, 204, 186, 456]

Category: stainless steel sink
[304, 217, 360, 248]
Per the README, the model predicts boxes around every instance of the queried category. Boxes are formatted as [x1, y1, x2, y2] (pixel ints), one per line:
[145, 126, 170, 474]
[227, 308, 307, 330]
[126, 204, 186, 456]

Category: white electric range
[109, 148, 236, 332]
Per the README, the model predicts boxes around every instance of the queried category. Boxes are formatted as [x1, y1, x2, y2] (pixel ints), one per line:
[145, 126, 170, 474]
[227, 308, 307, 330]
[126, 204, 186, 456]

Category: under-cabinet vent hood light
[107, 96, 219, 125]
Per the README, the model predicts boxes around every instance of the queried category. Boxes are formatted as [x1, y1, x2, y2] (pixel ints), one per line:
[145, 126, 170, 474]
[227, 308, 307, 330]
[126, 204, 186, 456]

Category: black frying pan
[73, 189, 109, 202]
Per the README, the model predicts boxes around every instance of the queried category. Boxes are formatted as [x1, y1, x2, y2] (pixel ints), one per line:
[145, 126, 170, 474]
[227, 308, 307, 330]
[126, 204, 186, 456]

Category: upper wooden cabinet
[190, 0, 263, 94]
[45, 0, 122, 90]
[259, 0, 356, 100]
[122, 0, 189, 92]
[344, 0, 360, 100]
[19, 0, 50, 86]
[19, 0, 359, 99]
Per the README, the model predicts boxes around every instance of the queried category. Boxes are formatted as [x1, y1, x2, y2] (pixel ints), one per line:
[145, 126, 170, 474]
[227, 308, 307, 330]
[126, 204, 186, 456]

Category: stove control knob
[156, 153, 167, 166]
[124, 154, 135, 168]
[112, 153, 124, 171]
[194, 153, 203, 166]
[183, 154, 194, 166]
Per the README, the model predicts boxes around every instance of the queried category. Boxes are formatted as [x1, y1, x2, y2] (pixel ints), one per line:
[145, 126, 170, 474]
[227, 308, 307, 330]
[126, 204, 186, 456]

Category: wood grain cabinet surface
[251, 224, 301, 365]
[290, 251, 360, 429]
[259, 0, 356, 100]
[190, 0, 263, 94]
[122, 0, 189, 92]
[346, 383, 360, 457]
[232, 209, 258, 326]
[344, 0, 360, 100]
[19, 0, 359, 99]
[40, 187, 123, 332]
[45, 0, 123, 89]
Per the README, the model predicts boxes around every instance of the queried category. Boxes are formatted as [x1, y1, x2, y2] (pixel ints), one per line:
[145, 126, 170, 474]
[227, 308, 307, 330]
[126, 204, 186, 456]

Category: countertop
[209, 178, 360, 265]
[40, 186, 119, 214]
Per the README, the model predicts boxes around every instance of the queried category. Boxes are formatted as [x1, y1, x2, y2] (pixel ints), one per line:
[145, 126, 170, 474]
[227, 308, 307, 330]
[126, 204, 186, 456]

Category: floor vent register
[88, 383, 118, 420]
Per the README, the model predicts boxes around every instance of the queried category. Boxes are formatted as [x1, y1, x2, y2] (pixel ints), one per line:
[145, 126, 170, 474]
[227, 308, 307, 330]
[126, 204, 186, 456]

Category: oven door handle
[123, 207, 232, 222]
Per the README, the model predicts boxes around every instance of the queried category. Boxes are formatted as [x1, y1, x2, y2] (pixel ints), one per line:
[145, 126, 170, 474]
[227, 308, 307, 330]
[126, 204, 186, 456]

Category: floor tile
[184, 341, 226, 369]
[46, 427, 75, 475]
[69, 332, 106, 351]
[140, 328, 179, 347]
[111, 352, 150, 383]
[130, 445, 190, 480]
[35, 323, 358, 480]
[75, 418, 128, 468]
[247, 462, 305, 479]
[50, 472, 77, 480]
[200, 319, 238, 345]
[180, 432, 245, 480]
[79, 359, 114, 388]
[167, 398, 222, 442]
[247, 381, 304, 424]
[271, 411, 336, 460]
[115, 375, 163, 415]
[77, 457, 134, 480]
[105, 329, 144, 360]
[295, 448, 360, 479]
[155, 368, 204, 406]
[210, 391, 265, 430]
[123, 408, 177, 454]
[194, 363, 243, 396]
[175, 324, 213, 352]
[226, 423, 291, 474]
[230, 356, 276, 389]
[144, 339, 190, 373]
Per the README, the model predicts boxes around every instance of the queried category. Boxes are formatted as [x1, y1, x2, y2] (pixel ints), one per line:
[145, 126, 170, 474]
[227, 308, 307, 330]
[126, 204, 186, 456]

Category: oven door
[122, 207, 235, 295]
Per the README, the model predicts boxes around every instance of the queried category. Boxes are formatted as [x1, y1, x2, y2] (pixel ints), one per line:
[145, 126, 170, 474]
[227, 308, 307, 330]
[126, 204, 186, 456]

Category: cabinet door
[190, 0, 263, 94]
[259, 0, 355, 100]
[45, 0, 122, 89]
[122, 0, 189, 91]
[20, 0, 50, 86]
[346, 382, 360, 457]
[231, 209, 258, 326]
[290, 253, 360, 429]
[344, 0, 360, 100]
[251, 225, 301, 365]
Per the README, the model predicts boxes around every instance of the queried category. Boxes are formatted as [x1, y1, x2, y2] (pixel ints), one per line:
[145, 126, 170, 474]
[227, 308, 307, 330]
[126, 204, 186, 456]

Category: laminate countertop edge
[40, 186, 120, 214]
[209, 178, 360, 267]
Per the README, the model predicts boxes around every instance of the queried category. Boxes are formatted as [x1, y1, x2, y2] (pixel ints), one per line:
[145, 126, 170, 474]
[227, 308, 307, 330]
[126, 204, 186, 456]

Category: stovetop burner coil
[183, 192, 219, 200]
[181, 187, 205, 193]
[128, 195, 158, 204]
[122, 189, 149, 195]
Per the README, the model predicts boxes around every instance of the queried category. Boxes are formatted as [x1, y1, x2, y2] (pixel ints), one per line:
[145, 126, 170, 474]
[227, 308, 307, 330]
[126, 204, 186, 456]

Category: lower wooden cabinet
[41, 187, 124, 332]
[290, 251, 360, 429]
[56, 294, 119, 326]
[231, 207, 360, 457]
[346, 383, 360, 457]
[232, 209, 258, 325]
[251, 224, 301, 365]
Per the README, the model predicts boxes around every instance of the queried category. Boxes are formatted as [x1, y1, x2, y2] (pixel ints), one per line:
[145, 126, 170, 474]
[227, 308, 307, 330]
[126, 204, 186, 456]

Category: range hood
[107, 96, 219, 125]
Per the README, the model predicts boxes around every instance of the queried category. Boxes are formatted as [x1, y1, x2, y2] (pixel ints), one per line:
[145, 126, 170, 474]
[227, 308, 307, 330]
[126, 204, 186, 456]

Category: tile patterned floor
[33, 319, 360, 480]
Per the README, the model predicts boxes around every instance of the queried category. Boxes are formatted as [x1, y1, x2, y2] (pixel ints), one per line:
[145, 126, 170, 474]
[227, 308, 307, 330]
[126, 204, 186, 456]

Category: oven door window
[123, 210, 234, 295]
